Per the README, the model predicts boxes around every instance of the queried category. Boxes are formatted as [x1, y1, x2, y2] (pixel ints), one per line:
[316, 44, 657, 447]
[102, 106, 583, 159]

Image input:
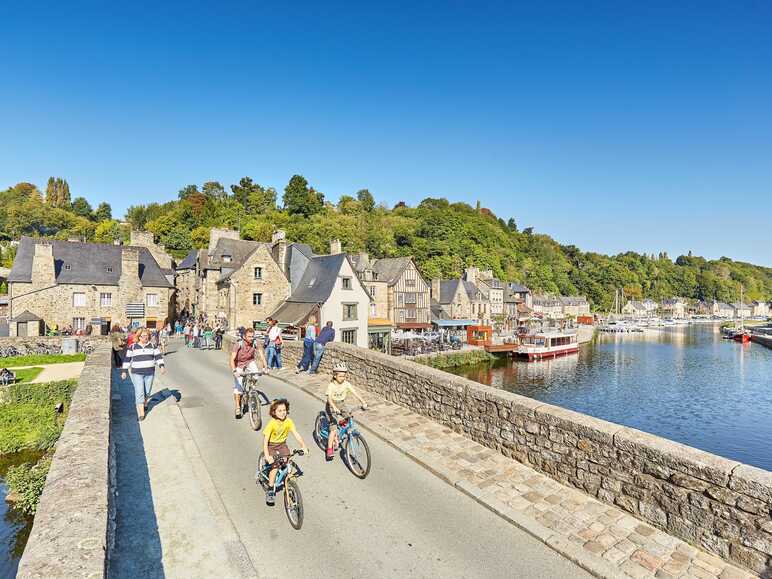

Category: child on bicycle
[262, 398, 309, 505]
[325, 362, 368, 461]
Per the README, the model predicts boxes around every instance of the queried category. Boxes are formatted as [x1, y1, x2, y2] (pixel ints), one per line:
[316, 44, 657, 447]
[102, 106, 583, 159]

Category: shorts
[325, 402, 349, 432]
[266, 442, 290, 468]
[234, 361, 259, 394]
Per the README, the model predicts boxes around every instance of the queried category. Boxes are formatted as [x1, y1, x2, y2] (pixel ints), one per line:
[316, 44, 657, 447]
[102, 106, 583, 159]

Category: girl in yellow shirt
[262, 398, 308, 505]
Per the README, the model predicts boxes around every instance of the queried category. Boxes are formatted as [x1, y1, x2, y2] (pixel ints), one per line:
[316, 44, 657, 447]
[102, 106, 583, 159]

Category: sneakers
[265, 490, 275, 505]
[326, 447, 334, 461]
[235, 408, 242, 420]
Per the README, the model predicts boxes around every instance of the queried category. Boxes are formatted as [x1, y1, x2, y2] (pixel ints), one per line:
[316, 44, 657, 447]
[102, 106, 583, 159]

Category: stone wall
[16, 345, 114, 579]
[0, 335, 109, 357]
[280, 340, 772, 575]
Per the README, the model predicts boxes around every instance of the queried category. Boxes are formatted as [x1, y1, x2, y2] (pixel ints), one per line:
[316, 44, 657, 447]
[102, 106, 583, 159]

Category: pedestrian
[110, 324, 125, 368]
[309, 321, 335, 374]
[296, 316, 317, 373]
[121, 327, 166, 421]
[266, 318, 283, 369]
[203, 325, 214, 349]
[214, 327, 224, 350]
[192, 322, 200, 348]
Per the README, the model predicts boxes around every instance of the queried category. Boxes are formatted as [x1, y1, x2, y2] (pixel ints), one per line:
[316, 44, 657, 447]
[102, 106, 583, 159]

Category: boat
[732, 285, 751, 344]
[516, 331, 579, 360]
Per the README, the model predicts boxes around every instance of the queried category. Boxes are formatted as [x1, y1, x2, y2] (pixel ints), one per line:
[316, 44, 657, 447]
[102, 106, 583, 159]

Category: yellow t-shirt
[263, 417, 295, 444]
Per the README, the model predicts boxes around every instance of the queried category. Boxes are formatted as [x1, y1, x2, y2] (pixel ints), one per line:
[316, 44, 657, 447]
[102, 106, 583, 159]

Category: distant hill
[2, 177, 770, 311]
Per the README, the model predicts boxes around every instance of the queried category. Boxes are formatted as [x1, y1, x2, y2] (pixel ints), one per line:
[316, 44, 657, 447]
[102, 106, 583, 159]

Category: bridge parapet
[16, 345, 114, 579]
[277, 339, 772, 575]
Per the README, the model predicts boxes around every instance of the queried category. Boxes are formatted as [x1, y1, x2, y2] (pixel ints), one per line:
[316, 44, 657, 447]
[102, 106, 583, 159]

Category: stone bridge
[14, 338, 772, 578]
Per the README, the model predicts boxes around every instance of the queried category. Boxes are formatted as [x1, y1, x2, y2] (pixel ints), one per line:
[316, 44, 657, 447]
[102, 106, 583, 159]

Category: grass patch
[0, 380, 77, 454]
[0, 353, 86, 367]
[5, 368, 43, 384]
[5, 455, 52, 515]
[414, 349, 495, 369]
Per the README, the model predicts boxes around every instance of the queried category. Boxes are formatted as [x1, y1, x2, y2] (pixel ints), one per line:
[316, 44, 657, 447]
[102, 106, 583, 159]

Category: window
[147, 293, 159, 307]
[399, 310, 405, 322]
[370, 302, 377, 317]
[253, 293, 262, 305]
[370, 286, 377, 296]
[254, 266, 263, 279]
[72, 292, 86, 307]
[64, 264, 71, 271]
[100, 293, 112, 307]
[341, 329, 357, 345]
[222, 254, 232, 263]
[73, 317, 85, 330]
[405, 292, 417, 304]
[342, 277, 352, 290]
[343, 303, 358, 321]
[406, 278, 416, 287]
[397, 294, 404, 307]
[406, 308, 417, 320]
[105, 266, 113, 273]
[372, 272, 379, 281]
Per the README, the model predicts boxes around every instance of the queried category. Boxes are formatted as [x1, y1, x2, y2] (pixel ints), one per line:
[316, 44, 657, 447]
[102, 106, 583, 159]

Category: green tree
[283, 175, 323, 217]
[45, 177, 57, 206]
[94, 202, 112, 222]
[178, 184, 200, 200]
[356, 189, 375, 212]
[70, 197, 93, 219]
[94, 220, 124, 244]
[230, 177, 277, 213]
[202, 181, 226, 199]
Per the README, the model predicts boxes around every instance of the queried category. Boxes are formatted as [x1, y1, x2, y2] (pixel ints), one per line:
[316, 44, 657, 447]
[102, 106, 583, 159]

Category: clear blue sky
[1, 1, 770, 265]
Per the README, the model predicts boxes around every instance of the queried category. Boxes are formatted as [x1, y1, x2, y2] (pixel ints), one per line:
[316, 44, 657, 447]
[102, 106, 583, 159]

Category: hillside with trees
[1, 177, 770, 311]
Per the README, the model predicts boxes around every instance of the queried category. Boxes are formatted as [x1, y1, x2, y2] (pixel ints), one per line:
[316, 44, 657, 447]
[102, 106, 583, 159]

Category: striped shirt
[122, 343, 165, 376]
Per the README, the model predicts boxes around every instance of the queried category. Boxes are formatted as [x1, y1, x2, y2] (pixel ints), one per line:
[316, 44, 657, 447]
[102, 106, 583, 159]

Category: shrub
[6, 456, 52, 515]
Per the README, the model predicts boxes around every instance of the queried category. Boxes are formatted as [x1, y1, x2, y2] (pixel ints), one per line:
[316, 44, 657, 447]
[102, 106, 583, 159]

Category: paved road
[114, 342, 590, 578]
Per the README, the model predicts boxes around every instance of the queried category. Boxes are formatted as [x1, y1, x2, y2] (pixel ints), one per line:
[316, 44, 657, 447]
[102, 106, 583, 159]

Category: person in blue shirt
[308, 321, 335, 374]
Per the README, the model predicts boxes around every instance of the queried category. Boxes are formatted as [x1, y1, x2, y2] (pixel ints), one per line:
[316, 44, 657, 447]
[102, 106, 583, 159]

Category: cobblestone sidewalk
[272, 367, 755, 579]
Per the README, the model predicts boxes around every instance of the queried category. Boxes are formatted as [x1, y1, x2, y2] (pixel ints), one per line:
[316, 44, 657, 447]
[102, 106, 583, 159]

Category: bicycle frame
[259, 451, 304, 490]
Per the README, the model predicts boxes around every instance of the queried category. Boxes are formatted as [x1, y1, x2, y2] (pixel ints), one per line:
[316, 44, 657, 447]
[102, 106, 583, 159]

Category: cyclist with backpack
[229, 327, 268, 419]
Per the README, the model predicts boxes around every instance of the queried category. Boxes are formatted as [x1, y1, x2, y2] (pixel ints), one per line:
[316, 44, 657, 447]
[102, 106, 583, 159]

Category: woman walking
[121, 327, 166, 421]
[110, 324, 125, 368]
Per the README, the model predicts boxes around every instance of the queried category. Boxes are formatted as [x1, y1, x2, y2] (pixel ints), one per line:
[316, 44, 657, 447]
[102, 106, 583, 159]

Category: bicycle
[239, 372, 270, 431]
[313, 408, 371, 479]
[256, 449, 305, 529]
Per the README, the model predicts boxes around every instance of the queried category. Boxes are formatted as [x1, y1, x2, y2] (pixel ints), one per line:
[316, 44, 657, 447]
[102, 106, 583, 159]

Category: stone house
[731, 302, 752, 319]
[431, 278, 490, 323]
[710, 301, 735, 318]
[466, 268, 504, 317]
[351, 253, 431, 330]
[661, 298, 687, 319]
[642, 298, 659, 313]
[507, 282, 532, 309]
[270, 240, 371, 348]
[751, 301, 770, 318]
[622, 300, 649, 319]
[558, 295, 590, 317]
[7, 237, 174, 336]
[532, 295, 564, 319]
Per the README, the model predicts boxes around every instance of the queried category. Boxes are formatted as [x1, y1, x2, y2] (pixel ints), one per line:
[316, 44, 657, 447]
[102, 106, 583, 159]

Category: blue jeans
[309, 342, 326, 373]
[266, 345, 282, 369]
[129, 372, 155, 406]
[298, 338, 314, 370]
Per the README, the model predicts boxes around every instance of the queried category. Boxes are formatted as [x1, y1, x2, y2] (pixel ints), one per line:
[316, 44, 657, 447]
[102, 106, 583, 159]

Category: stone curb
[275, 370, 625, 579]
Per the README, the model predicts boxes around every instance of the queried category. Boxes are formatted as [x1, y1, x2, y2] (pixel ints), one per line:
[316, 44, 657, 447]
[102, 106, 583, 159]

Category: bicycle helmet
[333, 362, 349, 373]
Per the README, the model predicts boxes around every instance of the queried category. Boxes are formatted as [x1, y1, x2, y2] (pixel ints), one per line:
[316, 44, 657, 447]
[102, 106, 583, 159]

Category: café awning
[269, 301, 318, 326]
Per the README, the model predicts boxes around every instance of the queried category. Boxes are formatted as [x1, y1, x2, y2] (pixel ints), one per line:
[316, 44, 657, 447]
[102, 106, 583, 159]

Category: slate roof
[177, 249, 198, 270]
[8, 237, 172, 288]
[437, 279, 480, 304]
[206, 238, 263, 270]
[287, 253, 347, 303]
[372, 257, 412, 285]
[558, 296, 589, 306]
[508, 283, 530, 293]
[504, 290, 524, 303]
[11, 310, 42, 322]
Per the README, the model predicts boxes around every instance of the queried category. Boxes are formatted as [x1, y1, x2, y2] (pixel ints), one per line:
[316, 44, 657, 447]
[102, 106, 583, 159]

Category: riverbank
[414, 349, 495, 369]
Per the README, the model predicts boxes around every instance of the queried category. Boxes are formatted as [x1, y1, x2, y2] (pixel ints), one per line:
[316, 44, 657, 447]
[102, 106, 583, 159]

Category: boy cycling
[229, 327, 267, 419]
[261, 398, 308, 505]
[325, 362, 367, 461]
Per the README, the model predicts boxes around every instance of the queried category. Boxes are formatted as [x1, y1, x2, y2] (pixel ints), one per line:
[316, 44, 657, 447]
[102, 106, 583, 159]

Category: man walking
[296, 316, 317, 373]
[309, 321, 335, 374]
[266, 318, 283, 369]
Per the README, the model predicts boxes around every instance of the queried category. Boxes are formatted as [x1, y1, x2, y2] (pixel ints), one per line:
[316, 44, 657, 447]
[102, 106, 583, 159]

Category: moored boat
[516, 331, 579, 361]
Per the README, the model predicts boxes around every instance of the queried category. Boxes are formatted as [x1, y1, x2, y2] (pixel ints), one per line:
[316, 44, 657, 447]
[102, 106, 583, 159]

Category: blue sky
[1, 1, 770, 265]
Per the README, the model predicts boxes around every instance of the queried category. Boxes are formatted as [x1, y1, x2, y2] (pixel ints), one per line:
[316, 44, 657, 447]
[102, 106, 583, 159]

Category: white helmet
[333, 362, 349, 373]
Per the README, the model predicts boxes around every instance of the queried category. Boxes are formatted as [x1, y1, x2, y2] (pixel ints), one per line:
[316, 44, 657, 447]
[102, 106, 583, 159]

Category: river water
[451, 324, 772, 471]
[0, 452, 40, 579]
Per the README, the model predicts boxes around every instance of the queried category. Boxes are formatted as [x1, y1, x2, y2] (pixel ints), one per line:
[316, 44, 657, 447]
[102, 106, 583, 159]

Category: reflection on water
[452, 325, 772, 471]
[0, 451, 41, 578]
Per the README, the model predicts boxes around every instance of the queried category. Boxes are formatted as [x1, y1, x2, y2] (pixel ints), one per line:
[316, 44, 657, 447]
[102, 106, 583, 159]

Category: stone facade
[218, 244, 290, 329]
[129, 230, 173, 270]
[175, 268, 199, 316]
[279, 340, 772, 575]
[8, 241, 173, 335]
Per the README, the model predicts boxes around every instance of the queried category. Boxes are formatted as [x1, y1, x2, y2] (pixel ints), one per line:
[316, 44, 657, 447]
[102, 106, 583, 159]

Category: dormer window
[64, 264, 71, 271]
[222, 255, 232, 263]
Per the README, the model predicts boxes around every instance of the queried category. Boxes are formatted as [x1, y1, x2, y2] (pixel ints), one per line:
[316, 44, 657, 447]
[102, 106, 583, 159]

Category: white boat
[516, 331, 579, 360]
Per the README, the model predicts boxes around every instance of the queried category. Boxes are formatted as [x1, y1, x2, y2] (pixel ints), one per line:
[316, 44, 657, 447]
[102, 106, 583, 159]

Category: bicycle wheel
[313, 412, 328, 451]
[256, 452, 269, 491]
[284, 479, 304, 530]
[344, 432, 371, 479]
[248, 390, 262, 431]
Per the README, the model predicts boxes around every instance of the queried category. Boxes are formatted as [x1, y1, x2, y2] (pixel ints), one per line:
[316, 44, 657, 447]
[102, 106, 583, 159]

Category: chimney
[31, 242, 55, 286]
[330, 239, 342, 255]
[464, 267, 478, 285]
[130, 230, 155, 247]
[271, 229, 287, 270]
[120, 247, 140, 280]
[431, 278, 441, 301]
[208, 228, 240, 253]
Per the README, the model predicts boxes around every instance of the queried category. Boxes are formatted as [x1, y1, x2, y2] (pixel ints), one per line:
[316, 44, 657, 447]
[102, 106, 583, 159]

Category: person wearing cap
[324, 362, 368, 461]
